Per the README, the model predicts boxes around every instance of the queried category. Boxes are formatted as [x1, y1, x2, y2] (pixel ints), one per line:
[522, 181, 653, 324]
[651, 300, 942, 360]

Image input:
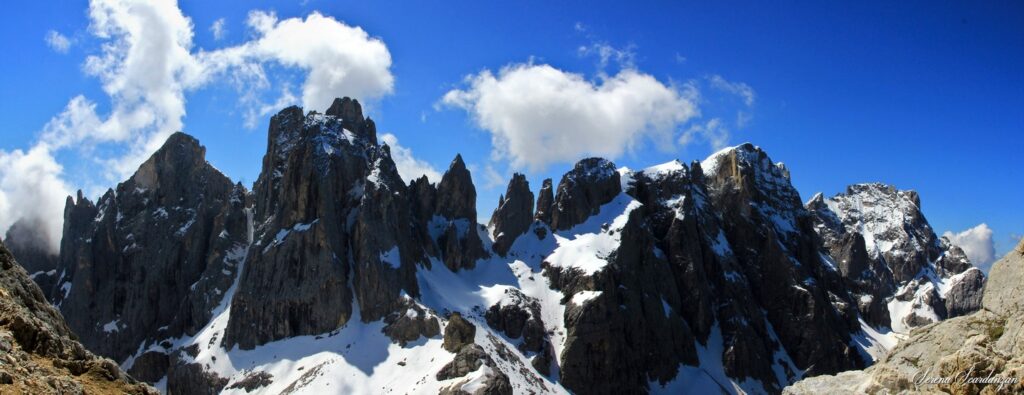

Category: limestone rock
[0, 241, 156, 394]
[443, 312, 476, 353]
[489, 173, 534, 256]
[549, 158, 621, 231]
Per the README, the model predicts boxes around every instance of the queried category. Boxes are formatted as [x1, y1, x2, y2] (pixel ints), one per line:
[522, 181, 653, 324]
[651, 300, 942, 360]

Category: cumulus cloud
[203, 10, 394, 113]
[0, 0, 395, 252]
[380, 133, 441, 183]
[45, 30, 72, 53]
[210, 18, 227, 40]
[0, 146, 72, 252]
[709, 74, 755, 107]
[944, 223, 997, 269]
[441, 63, 699, 171]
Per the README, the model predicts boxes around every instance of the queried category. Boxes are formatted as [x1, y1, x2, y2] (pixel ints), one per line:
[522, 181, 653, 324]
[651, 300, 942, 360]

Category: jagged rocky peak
[806, 181, 985, 333]
[489, 173, 534, 256]
[52, 130, 251, 388]
[325, 96, 377, 145]
[431, 154, 488, 271]
[533, 178, 554, 224]
[550, 157, 621, 231]
[0, 241, 157, 394]
[225, 98, 395, 352]
[3, 218, 59, 297]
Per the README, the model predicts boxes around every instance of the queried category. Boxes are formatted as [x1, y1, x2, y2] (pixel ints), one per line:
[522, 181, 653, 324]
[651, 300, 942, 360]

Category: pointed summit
[489, 173, 534, 255]
[436, 154, 476, 221]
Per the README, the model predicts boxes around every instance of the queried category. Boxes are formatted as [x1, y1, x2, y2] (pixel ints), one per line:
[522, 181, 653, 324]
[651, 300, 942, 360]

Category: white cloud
[203, 10, 394, 113]
[210, 18, 227, 40]
[441, 63, 699, 171]
[709, 74, 755, 107]
[0, 0, 396, 252]
[45, 30, 72, 53]
[0, 145, 71, 252]
[379, 133, 441, 183]
[944, 223, 997, 269]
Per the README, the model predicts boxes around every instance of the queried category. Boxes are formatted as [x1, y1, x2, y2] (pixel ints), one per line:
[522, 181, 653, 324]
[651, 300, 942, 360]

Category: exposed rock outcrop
[806, 183, 986, 332]
[549, 158, 621, 231]
[433, 155, 488, 271]
[534, 178, 554, 225]
[0, 241, 156, 394]
[785, 239, 1024, 395]
[489, 174, 534, 256]
[53, 132, 251, 364]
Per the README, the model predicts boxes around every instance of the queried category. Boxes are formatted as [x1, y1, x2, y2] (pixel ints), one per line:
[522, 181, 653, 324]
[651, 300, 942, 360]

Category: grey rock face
[433, 155, 488, 271]
[786, 241, 1024, 395]
[0, 241, 156, 394]
[54, 132, 250, 363]
[436, 344, 513, 395]
[225, 99, 420, 350]
[533, 178, 554, 225]
[3, 219, 59, 299]
[701, 144, 864, 378]
[807, 182, 986, 331]
[443, 312, 477, 353]
[489, 173, 534, 256]
[382, 301, 441, 346]
[549, 158, 621, 231]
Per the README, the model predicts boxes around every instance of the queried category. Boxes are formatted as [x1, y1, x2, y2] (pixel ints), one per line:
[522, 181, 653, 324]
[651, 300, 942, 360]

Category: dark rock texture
[382, 301, 440, 346]
[489, 174, 534, 256]
[443, 312, 477, 353]
[433, 155, 488, 271]
[224, 99, 427, 350]
[807, 182, 986, 331]
[53, 132, 251, 363]
[549, 158, 621, 231]
[534, 178, 554, 225]
[0, 241, 156, 394]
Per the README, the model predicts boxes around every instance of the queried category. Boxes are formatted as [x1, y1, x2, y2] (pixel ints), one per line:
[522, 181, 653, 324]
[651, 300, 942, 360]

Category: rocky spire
[325, 97, 378, 145]
[430, 154, 488, 271]
[550, 158, 621, 231]
[489, 173, 534, 256]
[436, 154, 477, 221]
[53, 130, 250, 375]
[534, 178, 554, 225]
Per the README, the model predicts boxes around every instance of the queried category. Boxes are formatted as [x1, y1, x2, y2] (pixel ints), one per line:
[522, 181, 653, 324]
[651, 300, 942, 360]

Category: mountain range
[1, 97, 995, 394]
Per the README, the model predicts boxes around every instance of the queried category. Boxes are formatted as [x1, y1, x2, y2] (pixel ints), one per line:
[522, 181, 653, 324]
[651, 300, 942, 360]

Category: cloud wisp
[45, 30, 72, 53]
[380, 133, 442, 183]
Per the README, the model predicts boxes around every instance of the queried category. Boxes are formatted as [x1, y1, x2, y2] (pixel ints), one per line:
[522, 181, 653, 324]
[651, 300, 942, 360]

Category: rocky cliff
[806, 183, 985, 335]
[0, 240, 156, 394]
[785, 239, 1024, 394]
[18, 97, 990, 395]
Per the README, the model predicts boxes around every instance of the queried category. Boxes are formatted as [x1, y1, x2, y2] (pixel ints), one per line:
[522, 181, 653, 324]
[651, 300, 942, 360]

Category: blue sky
[1, 0, 1021, 267]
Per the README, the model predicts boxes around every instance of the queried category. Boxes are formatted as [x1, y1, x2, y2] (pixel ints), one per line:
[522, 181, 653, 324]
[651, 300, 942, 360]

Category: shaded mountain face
[25, 98, 986, 395]
[806, 183, 985, 333]
[0, 240, 156, 394]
